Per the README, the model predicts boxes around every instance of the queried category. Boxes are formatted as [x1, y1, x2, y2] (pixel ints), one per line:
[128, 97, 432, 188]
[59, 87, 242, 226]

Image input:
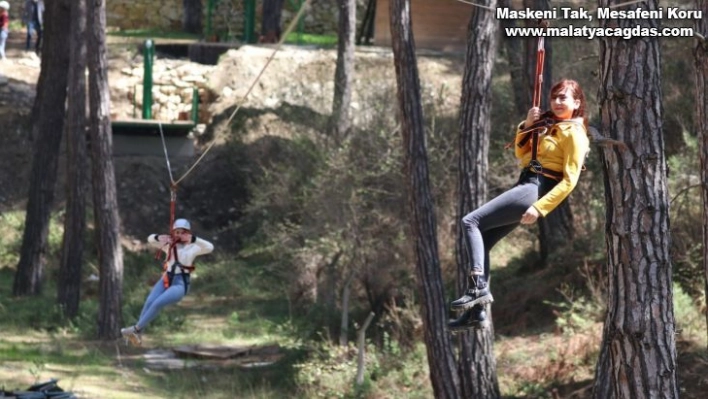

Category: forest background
[0, 0, 707, 398]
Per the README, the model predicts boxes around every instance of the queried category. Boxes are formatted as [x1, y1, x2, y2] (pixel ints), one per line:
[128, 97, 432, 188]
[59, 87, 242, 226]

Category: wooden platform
[110, 119, 197, 157]
[111, 118, 195, 137]
[141, 344, 284, 370]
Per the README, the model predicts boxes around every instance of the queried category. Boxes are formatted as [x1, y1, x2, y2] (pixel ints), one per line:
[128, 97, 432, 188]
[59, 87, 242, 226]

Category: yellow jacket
[514, 118, 589, 216]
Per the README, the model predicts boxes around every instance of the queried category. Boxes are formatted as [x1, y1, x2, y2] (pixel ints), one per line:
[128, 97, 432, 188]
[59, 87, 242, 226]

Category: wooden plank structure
[141, 344, 284, 370]
[172, 343, 281, 360]
[374, 0, 472, 52]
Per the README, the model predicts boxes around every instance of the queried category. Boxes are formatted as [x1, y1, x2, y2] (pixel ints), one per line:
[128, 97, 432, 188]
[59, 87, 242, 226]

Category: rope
[157, 122, 175, 185]
[158, 121, 178, 234]
[453, 0, 494, 11]
[532, 35, 545, 109]
[453, 0, 650, 12]
[172, 0, 312, 186]
[605, 0, 648, 9]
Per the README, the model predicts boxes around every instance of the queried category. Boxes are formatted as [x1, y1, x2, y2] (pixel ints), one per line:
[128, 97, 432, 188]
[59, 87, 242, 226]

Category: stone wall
[111, 58, 216, 123]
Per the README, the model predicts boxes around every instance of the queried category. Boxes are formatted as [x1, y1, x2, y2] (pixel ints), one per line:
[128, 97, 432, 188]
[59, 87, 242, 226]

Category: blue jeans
[0, 29, 7, 59]
[26, 20, 42, 51]
[461, 170, 559, 282]
[136, 274, 190, 330]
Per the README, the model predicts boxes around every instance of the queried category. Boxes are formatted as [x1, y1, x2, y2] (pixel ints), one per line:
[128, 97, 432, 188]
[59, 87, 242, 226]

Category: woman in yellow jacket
[449, 79, 590, 332]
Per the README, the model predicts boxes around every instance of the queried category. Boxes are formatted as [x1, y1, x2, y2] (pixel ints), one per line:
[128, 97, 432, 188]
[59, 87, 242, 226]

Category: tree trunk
[498, 0, 526, 117]
[13, 0, 71, 297]
[356, 0, 376, 45]
[87, 0, 124, 340]
[537, 203, 573, 267]
[455, 2, 500, 398]
[695, 0, 708, 350]
[183, 0, 202, 34]
[389, 0, 460, 397]
[260, 0, 284, 43]
[58, 0, 88, 319]
[592, 0, 678, 397]
[339, 270, 355, 346]
[330, 0, 356, 141]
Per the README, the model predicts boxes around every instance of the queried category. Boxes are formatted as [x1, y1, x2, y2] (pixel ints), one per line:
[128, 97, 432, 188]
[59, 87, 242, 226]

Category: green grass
[0, 232, 303, 398]
[106, 29, 337, 47]
[284, 32, 337, 46]
[108, 29, 201, 41]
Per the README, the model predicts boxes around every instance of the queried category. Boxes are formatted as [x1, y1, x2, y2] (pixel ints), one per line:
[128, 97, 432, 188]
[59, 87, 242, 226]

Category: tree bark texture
[389, 0, 461, 397]
[498, 0, 527, 118]
[331, 0, 356, 140]
[592, 1, 678, 397]
[537, 202, 574, 267]
[695, 0, 708, 350]
[455, 2, 500, 398]
[58, 0, 88, 319]
[13, 0, 71, 296]
[183, 0, 202, 34]
[88, 0, 124, 340]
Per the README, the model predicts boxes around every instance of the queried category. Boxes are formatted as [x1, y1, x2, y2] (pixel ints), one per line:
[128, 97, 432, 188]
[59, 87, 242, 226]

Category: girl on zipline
[448, 79, 590, 332]
[121, 218, 214, 346]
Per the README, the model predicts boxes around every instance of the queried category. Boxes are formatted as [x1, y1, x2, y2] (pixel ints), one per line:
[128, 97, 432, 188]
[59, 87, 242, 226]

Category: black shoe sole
[450, 293, 494, 311]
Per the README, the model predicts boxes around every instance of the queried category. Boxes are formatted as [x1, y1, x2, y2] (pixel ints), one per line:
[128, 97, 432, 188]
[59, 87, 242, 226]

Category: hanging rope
[171, 0, 312, 187]
[453, 0, 494, 11]
[151, 0, 312, 266]
[504, 20, 548, 150]
[157, 121, 178, 235]
[532, 21, 547, 109]
[158, 122, 175, 185]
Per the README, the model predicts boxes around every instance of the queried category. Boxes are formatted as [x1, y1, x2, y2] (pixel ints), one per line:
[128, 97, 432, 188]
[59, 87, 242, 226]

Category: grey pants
[461, 170, 558, 283]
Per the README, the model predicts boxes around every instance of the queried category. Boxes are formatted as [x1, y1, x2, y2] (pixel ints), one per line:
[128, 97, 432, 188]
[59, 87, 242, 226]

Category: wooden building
[374, 0, 472, 52]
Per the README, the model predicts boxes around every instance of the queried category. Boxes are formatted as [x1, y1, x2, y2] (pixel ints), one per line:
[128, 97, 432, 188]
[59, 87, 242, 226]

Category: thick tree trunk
[537, 203, 573, 267]
[260, 0, 284, 43]
[87, 0, 124, 340]
[183, 0, 202, 34]
[455, 2, 500, 398]
[592, 1, 678, 397]
[13, 0, 70, 297]
[58, 0, 88, 319]
[498, 0, 526, 117]
[695, 0, 708, 350]
[330, 0, 356, 140]
[389, 0, 460, 397]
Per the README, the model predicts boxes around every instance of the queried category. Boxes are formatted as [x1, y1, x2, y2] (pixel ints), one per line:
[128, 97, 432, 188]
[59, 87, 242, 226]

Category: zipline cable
[453, 0, 652, 13]
[171, 0, 313, 187]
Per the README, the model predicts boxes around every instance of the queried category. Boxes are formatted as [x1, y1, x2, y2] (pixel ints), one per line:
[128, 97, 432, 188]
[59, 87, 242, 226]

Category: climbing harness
[160, 242, 195, 295]
[148, 1, 314, 292]
[514, 20, 563, 180]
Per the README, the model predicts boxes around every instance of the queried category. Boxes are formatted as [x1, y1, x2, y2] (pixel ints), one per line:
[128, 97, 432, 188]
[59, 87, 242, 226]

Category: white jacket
[148, 234, 214, 274]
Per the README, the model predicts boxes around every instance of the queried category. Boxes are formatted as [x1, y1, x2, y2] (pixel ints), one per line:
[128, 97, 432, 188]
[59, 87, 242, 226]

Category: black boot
[448, 305, 489, 333]
[450, 273, 493, 310]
